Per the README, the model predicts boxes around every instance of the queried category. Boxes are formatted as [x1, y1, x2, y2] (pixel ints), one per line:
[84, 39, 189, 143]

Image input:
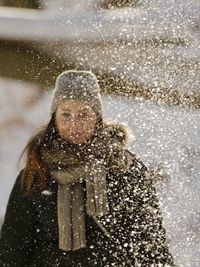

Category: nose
[69, 116, 83, 130]
[70, 117, 81, 125]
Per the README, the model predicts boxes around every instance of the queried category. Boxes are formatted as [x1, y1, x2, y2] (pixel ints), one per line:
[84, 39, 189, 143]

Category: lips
[70, 132, 84, 138]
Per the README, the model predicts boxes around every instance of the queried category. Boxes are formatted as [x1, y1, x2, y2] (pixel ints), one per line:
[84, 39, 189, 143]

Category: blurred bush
[0, 0, 41, 9]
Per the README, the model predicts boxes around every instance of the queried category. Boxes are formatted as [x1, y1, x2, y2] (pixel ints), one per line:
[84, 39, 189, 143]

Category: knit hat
[51, 70, 102, 116]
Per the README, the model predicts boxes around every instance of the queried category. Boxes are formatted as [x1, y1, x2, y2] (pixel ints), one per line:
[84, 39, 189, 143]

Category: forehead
[58, 100, 93, 111]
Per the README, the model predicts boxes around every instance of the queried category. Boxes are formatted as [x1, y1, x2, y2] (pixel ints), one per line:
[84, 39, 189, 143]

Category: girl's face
[55, 100, 98, 145]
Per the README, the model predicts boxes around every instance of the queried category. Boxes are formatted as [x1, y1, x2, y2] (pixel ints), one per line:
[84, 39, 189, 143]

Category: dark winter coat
[0, 152, 175, 267]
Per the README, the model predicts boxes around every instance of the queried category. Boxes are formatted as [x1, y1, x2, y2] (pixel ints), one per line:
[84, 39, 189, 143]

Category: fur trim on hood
[25, 121, 134, 172]
[101, 121, 134, 147]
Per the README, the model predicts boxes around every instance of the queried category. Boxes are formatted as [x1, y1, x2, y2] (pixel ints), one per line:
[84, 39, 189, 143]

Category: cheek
[56, 120, 70, 139]
[82, 121, 96, 133]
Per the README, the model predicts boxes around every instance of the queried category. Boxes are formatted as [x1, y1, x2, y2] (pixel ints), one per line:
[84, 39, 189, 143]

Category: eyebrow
[60, 108, 70, 112]
[80, 107, 90, 112]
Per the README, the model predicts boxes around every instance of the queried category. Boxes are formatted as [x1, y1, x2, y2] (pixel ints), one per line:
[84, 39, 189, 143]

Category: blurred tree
[0, 40, 65, 90]
[101, 0, 138, 9]
[0, 0, 41, 9]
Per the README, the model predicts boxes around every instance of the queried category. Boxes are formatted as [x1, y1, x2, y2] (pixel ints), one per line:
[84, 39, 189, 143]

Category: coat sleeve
[0, 170, 38, 267]
[122, 153, 176, 266]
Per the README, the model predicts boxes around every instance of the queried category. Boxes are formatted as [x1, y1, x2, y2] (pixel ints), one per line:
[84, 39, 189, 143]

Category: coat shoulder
[124, 149, 148, 173]
[106, 149, 148, 188]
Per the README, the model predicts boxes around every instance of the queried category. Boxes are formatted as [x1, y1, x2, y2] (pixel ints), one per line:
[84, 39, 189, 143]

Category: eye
[79, 112, 91, 120]
[62, 113, 71, 120]
[80, 112, 89, 117]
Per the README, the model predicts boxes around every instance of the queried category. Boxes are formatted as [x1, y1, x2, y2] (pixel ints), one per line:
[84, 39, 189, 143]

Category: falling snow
[0, 0, 200, 266]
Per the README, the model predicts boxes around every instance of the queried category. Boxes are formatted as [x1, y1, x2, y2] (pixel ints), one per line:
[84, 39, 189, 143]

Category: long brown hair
[19, 113, 103, 195]
[19, 113, 59, 195]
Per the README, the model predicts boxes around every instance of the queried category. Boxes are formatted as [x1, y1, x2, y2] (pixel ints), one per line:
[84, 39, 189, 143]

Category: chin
[68, 138, 87, 145]
[62, 134, 92, 145]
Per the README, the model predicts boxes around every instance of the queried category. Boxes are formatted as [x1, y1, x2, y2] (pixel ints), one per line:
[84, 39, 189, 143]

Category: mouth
[70, 132, 84, 138]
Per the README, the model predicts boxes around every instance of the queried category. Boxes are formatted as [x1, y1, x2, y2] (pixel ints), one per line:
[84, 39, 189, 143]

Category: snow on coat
[0, 123, 175, 266]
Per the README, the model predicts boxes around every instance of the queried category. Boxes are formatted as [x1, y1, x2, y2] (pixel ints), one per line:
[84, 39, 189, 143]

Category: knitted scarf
[40, 123, 131, 252]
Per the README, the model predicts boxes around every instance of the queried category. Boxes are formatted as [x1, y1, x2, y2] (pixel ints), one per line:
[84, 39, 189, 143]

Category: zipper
[92, 215, 133, 267]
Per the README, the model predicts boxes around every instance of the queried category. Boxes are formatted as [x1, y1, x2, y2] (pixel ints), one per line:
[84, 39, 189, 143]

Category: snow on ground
[0, 78, 200, 266]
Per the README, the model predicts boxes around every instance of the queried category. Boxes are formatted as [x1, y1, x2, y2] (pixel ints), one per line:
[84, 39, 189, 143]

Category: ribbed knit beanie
[51, 70, 102, 116]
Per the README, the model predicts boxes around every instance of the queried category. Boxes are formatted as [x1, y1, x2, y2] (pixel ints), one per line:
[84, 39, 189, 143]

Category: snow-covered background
[1, 0, 200, 98]
[0, 77, 200, 267]
[0, 0, 200, 266]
